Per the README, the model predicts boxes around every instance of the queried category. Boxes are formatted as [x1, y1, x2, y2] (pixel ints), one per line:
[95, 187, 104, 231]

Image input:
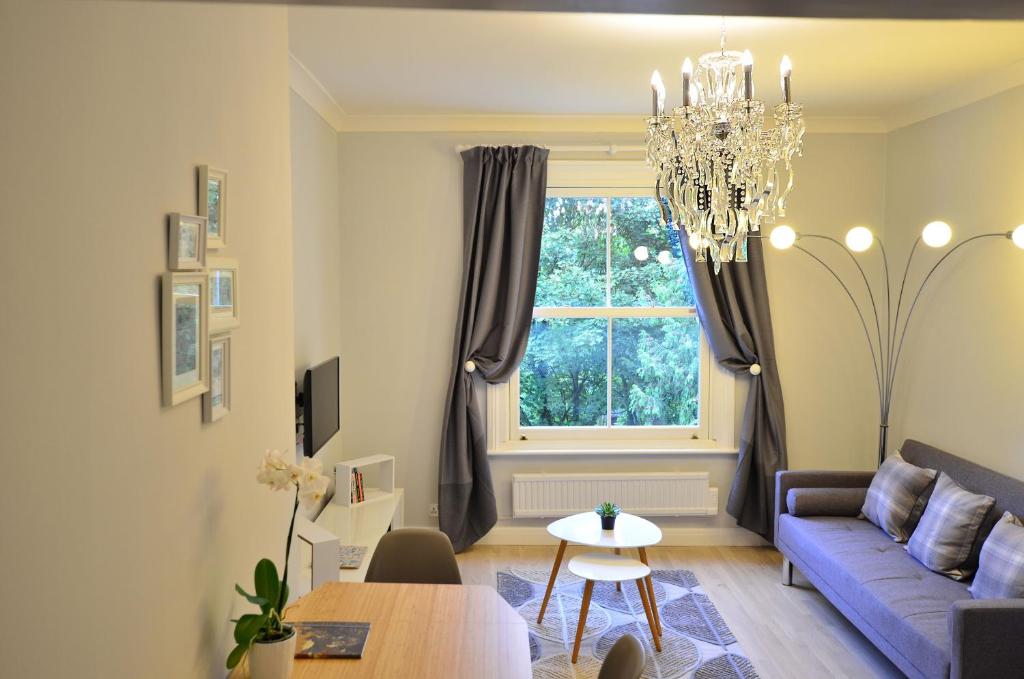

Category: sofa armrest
[774, 470, 875, 547]
[950, 598, 1024, 679]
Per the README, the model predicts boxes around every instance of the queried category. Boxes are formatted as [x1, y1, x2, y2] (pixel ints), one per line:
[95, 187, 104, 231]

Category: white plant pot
[249, 628, 296, 679]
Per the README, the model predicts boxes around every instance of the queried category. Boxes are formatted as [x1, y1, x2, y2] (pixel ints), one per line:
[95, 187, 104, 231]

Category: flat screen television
[301, 357, 339, 458]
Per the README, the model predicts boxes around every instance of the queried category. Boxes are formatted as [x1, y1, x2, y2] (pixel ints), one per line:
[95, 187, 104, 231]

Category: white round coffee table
[537, 512, 663, 637]
[566, 552, 660, 663]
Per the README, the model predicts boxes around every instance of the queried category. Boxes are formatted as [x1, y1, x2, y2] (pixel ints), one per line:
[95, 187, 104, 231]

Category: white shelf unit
[289, 455, 404, 598]
[335, 454, 395, 507]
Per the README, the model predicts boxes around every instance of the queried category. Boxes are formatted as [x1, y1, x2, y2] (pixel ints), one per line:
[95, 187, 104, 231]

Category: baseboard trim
[476, 525, 767, 547]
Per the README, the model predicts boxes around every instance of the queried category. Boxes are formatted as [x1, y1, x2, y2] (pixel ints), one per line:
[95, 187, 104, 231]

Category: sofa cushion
[787, 487, 868, 517]
[909, 473, 995, 580]
[970, 511, 1024, 599]
[779, 514, 970, 678]
[862, 452, 937, 542]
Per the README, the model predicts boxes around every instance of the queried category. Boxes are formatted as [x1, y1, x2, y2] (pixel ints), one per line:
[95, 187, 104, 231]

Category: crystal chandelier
[645, 29, 805, 273]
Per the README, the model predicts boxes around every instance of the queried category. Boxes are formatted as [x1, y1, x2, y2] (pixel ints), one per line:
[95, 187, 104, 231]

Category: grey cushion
[786, 487, 868, 517]
[970, 511, 1024, 599]
[779, 514, 970, 678]
[902, 439, 1024, 572]
[861, 452, 937, 542]
[908, 473, 995, 580]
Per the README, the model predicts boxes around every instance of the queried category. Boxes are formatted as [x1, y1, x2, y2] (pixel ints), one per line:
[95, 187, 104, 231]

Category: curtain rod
[454, 144, 645, 155]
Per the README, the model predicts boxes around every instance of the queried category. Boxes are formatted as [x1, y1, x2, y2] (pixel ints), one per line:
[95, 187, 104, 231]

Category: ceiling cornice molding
[332, 113, 885, 134]
[883, 59, 1024, 132]
[288, 52, 347, 131]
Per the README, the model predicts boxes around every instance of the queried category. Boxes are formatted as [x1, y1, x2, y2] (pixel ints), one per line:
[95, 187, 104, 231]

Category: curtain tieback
[749, 363, 762, 376]
[464, 360, 477, 373]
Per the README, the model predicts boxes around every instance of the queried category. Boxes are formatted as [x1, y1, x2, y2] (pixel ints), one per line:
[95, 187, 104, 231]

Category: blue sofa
[775, 439, 1024, 679]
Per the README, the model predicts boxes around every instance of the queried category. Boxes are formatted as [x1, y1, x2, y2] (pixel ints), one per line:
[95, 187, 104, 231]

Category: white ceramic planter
[249, 628, 296, 679]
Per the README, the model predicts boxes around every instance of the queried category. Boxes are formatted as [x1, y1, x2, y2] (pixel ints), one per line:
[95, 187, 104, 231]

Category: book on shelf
[294, 621, 371, 659]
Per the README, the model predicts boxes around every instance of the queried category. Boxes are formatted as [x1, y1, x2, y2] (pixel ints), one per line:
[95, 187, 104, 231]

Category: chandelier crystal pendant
[645, 30, 805, 273]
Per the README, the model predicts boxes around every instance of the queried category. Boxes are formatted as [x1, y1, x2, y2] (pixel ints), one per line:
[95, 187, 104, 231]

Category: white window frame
[487, 160, 736, 456]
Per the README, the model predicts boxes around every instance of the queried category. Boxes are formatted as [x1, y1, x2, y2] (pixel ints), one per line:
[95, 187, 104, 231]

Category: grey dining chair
[598, 634, 646, 679]
[364, 528, 462, 585]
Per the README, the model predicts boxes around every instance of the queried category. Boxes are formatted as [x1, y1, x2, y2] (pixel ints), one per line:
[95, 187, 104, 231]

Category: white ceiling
[288, 7, 1024, 124]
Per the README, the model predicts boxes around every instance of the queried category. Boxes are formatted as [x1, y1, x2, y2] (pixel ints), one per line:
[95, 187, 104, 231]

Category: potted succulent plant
[595, 501, 621, 530]
[226, 450, 331, 679]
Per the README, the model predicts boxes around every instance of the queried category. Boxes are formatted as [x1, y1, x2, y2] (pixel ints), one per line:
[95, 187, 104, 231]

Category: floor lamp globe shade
[845, 226, 874, 252]
[1012, 224, 1024, 249]
[769, 225, 797, 250]
[922, 221, 953, 247]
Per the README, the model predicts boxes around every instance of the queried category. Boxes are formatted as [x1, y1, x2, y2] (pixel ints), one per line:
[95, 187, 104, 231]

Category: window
[487, 161, 735, 454]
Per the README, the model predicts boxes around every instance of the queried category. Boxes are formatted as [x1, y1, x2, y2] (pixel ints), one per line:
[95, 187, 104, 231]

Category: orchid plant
[226, 450, 331, 670]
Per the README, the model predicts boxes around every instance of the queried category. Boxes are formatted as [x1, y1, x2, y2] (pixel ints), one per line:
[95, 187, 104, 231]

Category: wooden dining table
[234, 582, 532, 679]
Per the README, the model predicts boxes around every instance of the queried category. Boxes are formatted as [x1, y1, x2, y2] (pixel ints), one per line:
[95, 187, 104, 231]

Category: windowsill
[487, 439, 739, 456]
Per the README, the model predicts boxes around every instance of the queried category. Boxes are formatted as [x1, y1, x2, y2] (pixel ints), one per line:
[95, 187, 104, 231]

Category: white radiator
[512, 472, 718, 518]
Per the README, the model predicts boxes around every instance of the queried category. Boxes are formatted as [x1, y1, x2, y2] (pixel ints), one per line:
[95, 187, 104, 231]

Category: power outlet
[428, 503, 439, 518]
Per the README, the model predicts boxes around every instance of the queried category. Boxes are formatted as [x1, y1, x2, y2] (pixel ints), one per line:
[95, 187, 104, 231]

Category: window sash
[512, 176, 709, 442]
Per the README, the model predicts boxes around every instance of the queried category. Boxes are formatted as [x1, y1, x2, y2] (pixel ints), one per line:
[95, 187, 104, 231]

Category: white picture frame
[198, 165, 228, 249]
[207, 256, 240, 333]
[204, 333, 232, 422]
[168, 213, 208, 271]
[162, 271, 210, 406]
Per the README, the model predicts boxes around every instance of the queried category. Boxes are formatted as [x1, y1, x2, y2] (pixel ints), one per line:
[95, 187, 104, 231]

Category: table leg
[635, 578, 661, 652]
[637, 546, 662, 637]
[614, 548, 622, 592]
[537, 539, 567, 624]
[572, 579, 595, 663]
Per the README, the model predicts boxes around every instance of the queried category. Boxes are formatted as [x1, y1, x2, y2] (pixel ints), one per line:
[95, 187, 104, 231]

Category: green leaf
[226, 643, 247, 670]
[235, 584, 269, 608]
[254, 559, 281, 605]
[233, 612, 269, 645]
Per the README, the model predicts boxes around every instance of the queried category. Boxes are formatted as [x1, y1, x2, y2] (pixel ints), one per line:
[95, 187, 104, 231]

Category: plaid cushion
[970, 512, 1024, 599]
[861, 451, 936, 542]
[908, 473, 995, 580]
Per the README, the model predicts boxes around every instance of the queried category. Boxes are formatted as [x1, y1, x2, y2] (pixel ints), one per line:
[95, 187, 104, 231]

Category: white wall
[0, 2, 294, 677]
[885, 86, 1024, 479]
[291, 91, 344, 473]
[334, 131, 887, 531]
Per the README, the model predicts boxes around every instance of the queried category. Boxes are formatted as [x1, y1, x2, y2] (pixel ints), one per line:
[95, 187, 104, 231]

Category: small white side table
[567, 552, 661, 663]
[537, 512, 663, 637]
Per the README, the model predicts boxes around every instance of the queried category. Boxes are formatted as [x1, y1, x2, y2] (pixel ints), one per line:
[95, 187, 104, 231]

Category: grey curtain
[438, 145, 549, 552]
[682, 237, 788, 542]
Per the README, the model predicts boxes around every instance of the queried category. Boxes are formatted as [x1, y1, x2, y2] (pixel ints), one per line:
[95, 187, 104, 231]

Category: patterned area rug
[498, 568, 759, 679]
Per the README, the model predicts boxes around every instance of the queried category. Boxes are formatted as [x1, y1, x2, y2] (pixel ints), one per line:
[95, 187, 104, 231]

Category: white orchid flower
[298, 475, 330, 508]
[299, 457, 324, 485]
[256, 450, 294, 491]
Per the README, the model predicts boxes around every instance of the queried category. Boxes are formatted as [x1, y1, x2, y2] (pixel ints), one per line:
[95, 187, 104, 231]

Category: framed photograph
[168, 213, 208, 271]
[207, 256, 240, 333]
[162, 272, 210, 406]
[198, 165, 228, 249]
[204, 333, 231, 422]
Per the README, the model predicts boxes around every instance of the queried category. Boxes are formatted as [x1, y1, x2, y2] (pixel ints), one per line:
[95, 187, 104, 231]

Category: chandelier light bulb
[780, 55, 793, 77]
[921, 221, 953, 248]
[657, 250, 673, 265]
[769, 225, 797, 250]
[633, 245, 650, 261]
[688, 231, 701, 250]
[1012, 224, 1024, 249]
[650, 70, 665, 115]
[741, 50, 753, 67]
[845, 226, 874, 252]
[682, 58, 693, 78]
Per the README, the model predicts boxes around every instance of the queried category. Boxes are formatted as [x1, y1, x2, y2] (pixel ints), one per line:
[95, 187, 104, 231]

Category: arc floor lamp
[768, 221, 1024, 467]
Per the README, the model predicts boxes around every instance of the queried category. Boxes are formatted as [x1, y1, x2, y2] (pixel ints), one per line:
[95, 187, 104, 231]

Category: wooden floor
[456, 545, 903, 679]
